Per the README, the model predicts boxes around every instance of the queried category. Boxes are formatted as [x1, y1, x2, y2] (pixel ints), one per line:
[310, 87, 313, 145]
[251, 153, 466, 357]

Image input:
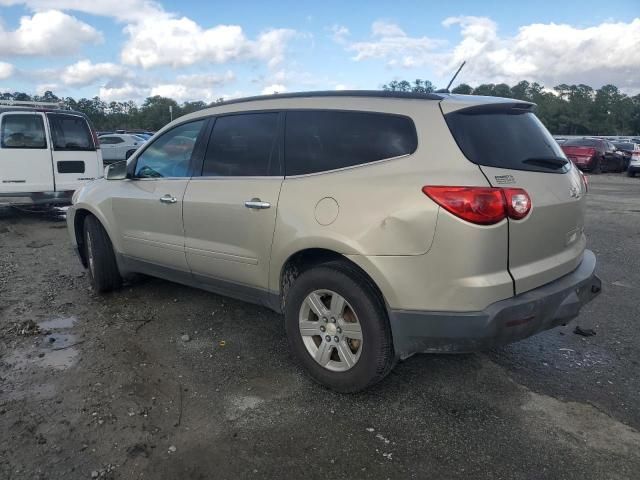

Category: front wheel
[125, 149, 136, 159]
[284, 261, 395, 392]
[83, 216, 122, 293]
[629, 169, 636, 178]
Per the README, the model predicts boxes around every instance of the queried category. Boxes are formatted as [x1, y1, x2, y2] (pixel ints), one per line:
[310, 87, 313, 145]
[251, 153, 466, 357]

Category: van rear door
[443, 101, 587, 295]
[46, 113, 102, 192]
[0, 111, 53, 194]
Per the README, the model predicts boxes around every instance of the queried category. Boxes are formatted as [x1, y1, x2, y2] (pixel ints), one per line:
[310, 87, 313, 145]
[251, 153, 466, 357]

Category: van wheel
[83, 215, 122, 293]
[628, 170, 636, 178]
[284, 261, 395, 392]
[125, 149, 136, 159]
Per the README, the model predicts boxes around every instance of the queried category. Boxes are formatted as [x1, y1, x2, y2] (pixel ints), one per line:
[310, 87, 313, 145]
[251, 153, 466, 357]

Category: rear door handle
[245, 198, 271, 209]
[159, 194, 177, 204]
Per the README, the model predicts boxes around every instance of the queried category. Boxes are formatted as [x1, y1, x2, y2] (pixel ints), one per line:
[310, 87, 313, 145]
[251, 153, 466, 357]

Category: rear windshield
[47, 114, 95, 151]
[563, 139, 600, 147]
[613, 142, 636, 150]
[445, 107, 569, 173]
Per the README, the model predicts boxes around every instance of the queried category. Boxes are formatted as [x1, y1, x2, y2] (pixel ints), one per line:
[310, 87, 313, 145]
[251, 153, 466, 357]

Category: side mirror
[105, 161, 128, 180]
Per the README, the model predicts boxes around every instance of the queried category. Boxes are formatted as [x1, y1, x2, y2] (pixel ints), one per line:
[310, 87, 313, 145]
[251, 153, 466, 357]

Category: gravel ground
[1, 173, 639, 480]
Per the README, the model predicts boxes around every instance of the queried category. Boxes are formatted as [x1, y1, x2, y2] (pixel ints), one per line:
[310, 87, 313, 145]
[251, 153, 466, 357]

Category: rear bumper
[389, 250, 601, 359]
[0, 190, 74, 206]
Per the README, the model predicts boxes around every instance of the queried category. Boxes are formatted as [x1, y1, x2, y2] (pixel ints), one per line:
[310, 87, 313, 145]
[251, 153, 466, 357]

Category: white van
[0, 103, 103, 206]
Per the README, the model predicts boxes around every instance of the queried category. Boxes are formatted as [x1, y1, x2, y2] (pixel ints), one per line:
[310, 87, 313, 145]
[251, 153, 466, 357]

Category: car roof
[0, 107, 91, 120]
[179, 90, 534, 123]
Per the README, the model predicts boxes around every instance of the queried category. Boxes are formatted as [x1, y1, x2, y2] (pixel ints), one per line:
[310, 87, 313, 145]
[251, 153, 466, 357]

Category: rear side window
[100, 136, 124, 144]
[202, 113, 279, 177]
[47, 114, 95, 151]
[285, 111, 417, 176]
[445, 107, 569, 173]
[1, 114, 47, 149]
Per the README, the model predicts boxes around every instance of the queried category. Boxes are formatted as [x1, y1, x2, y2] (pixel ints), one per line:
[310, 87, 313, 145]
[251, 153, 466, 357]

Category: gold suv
[67, 91, 601, 392]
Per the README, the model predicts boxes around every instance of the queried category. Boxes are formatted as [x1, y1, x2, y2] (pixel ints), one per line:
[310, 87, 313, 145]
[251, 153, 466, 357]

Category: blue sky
[0, 0, 638, 103]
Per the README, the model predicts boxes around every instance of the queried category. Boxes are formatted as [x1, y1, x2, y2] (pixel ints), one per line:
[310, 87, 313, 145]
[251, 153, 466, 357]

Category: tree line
[3, 80, 639, 135]
[383, 80, 640, 136]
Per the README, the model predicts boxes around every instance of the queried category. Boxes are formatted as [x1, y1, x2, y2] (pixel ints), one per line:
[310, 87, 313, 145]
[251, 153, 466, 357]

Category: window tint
[202, 113, 279, 177]
[445, 109, 569, 173]
[135, 120, 205, 178]
[48, 114, 94, 151]
[100, 136, 123, 145]
[563, 138, 600, 147]
[284, 111, 417, 176]
[1, 114, 46, 149]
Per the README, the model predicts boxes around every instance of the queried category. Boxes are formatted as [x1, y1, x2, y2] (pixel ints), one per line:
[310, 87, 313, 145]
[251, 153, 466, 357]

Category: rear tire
[592, 158, 602, 174]
[628, 169, 636, 178]
[284, 261, 395, 393]
[83, 215, 122, 293]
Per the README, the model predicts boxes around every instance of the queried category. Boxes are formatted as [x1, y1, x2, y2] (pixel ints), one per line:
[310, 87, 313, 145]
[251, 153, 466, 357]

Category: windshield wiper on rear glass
[522, 156, 568, 170]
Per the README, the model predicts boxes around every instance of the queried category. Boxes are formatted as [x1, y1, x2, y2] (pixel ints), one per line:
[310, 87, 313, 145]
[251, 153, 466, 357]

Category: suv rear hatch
[443, 100, 587, 294]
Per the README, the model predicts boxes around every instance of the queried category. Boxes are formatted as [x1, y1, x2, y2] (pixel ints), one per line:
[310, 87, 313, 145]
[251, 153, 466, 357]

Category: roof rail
[0, 99, 68, 109]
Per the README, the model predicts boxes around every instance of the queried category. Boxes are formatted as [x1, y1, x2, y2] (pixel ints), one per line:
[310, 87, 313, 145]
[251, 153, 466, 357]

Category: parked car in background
[67, 90, 600, 392]
[626, 148, 640, 177]
[0, 104, 102, 206]
[612, 141, 640, 171]
[99, 134, 146, 164]
[561, 138, 624, 173]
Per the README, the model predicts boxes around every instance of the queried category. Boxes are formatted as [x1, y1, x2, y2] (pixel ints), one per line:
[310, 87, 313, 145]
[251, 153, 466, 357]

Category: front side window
[284, 110, 417, 176]
[134, 120, 205, 178]
[47, 114, 95, 151]
[1, 114, 47, 149]
[202, 113, 279, 177]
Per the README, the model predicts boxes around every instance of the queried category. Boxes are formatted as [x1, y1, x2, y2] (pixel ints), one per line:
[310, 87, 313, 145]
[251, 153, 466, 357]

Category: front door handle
[160, 194, 177, 204]
[245, 198, 271, 209]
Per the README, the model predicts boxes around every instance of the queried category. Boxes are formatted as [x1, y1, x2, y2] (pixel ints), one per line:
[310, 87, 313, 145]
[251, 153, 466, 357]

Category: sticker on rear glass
[494, 174, 515, 184]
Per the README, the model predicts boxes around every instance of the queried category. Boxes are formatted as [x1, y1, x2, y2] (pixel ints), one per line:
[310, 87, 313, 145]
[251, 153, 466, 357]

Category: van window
[47, 114, 95, 151]
[135, 120, 205, 178]
[445, 107, 569, 173]
[1, 114, 47, 149]
[284, 111, 417, 176]
[202, 113, 279, 177]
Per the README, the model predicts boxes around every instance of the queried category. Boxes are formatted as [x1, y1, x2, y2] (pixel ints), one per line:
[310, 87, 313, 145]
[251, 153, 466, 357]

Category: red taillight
[503, 188, 531, 220]
[586, 147, 596, 156]
[422, 186, 531, 225]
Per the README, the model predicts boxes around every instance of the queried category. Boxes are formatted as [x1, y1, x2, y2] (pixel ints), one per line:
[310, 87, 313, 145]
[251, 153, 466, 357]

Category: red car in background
[561, 138, 625, 173]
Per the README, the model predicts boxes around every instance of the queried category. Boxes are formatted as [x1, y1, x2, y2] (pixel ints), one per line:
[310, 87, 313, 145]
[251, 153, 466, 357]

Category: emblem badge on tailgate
[494, 175, 515, 184]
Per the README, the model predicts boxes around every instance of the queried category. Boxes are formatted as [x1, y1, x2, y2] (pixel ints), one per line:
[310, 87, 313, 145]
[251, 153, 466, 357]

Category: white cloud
[0, 0, 162, 22]
[60, 60, 127, 86]
[149, 71, 236, 102]
[121, 16, 296, 69]
[330, 24, 350, 44]
[99, 83, 148, 102]
[441, 16, 640, 91]
[371, 20, 405, 37]
[348, 20, 442, 67]
[0, 10, 102, 56]
[261, 84, 287, 95]
[0, 62, 15, 79]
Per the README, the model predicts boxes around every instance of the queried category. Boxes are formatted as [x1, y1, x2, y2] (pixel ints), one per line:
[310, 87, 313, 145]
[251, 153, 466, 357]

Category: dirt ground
[1, 174, 640, 480]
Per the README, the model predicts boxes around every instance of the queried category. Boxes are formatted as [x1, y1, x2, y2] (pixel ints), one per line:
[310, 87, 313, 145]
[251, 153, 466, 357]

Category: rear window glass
[613, 142, 636, 150]
[203, 113, 280, 177]
[285, 110, 417, 176]
[445, 108, 568, 173]
[47, 114, 95, 151]
[1, 114, 47, 149]
[563, 139, 600, 147]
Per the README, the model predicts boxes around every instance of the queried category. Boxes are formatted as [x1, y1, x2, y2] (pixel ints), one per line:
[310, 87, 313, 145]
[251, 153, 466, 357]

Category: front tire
[284, 261, 395, 392]
[83, 215, 122, 293]
[629, 169, 636, 178]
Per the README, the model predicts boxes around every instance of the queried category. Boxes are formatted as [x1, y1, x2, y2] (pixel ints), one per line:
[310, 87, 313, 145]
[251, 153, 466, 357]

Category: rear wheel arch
[279, 248, 388, 314]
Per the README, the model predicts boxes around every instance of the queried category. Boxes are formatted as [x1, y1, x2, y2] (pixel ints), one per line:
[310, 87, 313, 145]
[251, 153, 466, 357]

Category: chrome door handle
[159, 194, 177, 204]
[245, 198, 271, 209]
